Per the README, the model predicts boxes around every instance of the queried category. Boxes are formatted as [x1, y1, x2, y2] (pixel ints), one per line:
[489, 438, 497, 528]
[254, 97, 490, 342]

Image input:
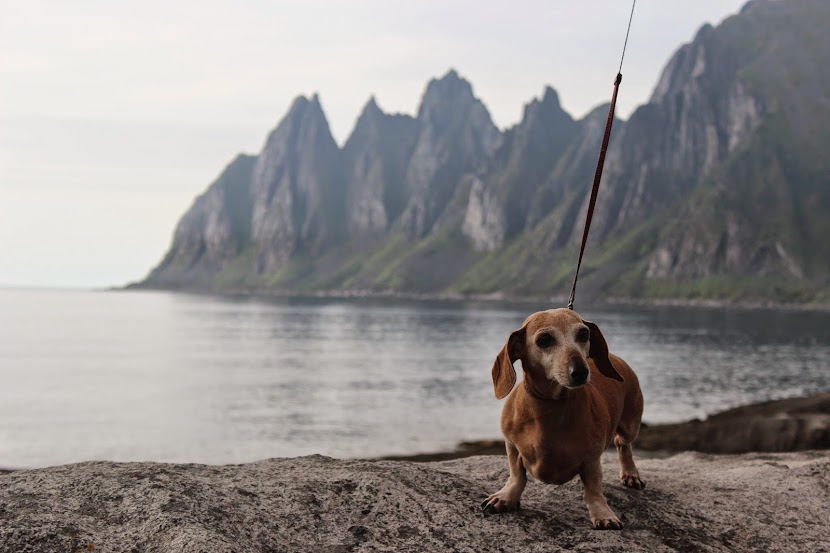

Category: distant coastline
[122, 283, 830, 313]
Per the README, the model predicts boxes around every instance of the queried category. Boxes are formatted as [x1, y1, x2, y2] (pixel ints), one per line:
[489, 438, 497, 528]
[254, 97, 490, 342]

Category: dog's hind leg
[614, 434, 644, 489]
[481, 440, 526, 514]
[580, 457, 622, 530]
[615, 383, 645, 489]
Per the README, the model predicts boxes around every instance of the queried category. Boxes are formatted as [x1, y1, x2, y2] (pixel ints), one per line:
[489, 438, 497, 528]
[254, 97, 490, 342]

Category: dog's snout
[569, 359, 589, 385]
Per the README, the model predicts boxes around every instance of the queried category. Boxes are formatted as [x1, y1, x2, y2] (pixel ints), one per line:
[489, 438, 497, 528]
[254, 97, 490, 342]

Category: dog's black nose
[570, 362, 589, 385]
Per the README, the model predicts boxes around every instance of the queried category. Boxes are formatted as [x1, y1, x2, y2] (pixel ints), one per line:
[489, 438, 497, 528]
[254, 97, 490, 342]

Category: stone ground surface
[1, 451, 829, 552]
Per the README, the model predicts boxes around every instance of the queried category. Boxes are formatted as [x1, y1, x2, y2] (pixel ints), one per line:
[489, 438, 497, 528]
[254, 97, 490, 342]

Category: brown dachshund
[481, 308, 644, 530]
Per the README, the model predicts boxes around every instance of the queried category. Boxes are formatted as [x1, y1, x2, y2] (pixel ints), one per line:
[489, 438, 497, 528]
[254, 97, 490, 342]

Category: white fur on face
[523, 310, 592, 388]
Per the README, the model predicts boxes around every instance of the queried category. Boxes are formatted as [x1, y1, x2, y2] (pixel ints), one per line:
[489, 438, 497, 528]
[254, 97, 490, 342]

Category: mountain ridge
[136, 0, 830, 304]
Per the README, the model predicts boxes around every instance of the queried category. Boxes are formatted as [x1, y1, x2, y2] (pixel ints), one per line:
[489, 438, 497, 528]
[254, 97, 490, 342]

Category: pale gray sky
[0, 0, 747, 288]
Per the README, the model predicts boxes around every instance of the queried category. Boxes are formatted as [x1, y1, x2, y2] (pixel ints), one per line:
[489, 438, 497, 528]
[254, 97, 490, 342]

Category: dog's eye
[576, 327, 590, 343]
[535, 333, 554, 348]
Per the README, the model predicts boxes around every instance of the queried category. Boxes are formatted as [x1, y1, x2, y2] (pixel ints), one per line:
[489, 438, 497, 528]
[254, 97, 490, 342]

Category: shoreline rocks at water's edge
[384, 392, 830, 462]
[636, 392, 830, 454]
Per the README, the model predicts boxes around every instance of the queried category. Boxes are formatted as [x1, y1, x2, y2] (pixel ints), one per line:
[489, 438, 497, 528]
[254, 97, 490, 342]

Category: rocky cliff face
[586, 20, 767, 244]
[640, 0, 830, 289]
[140, 0, 830, 303]
[462, 87, 581, 252]
[145, 154, 256, 288]
[249, 95, 343, 273]
[397, 70, 501, 239]
[342, 98, 418, 238]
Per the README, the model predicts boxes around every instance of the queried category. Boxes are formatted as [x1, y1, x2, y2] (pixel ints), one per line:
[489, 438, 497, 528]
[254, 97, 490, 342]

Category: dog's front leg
[580, 458, 622, 530]
[481, 440, 526, 513]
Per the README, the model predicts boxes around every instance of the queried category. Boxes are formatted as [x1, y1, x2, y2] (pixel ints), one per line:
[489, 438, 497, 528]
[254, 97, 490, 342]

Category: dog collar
[524, 380, 569, 402]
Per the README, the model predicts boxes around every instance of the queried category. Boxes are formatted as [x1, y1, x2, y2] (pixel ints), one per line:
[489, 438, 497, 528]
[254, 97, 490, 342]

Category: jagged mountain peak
[541, 85, 561, 106]
[263, 93, 333, 144]
[398, 69, 501, 239]
[363, 94, 380, 112]
[518, 85, 571, 129]
[341, 95, 419, 239]
[695, 22, 715, 39]
[283, 93, 324, 117]
[417, 69, 478, 120]
[344, 96, 417, 152]
[435, 68, 465, 87]
[352, 95, 385, 128]
[287, 94, 309, 109]
[740, 0, 770, 15]
[304, 93, 329, 124]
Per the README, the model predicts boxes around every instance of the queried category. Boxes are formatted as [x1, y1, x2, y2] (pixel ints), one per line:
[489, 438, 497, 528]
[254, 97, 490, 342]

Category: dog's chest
[520, 435, 590, 485]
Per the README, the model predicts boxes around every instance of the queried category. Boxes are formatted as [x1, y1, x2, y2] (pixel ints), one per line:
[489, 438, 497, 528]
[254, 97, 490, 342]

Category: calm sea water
[1, 288, 828, 468]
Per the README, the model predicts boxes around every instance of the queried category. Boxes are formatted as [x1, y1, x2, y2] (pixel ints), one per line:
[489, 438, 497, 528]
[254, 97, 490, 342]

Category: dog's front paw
[621, 474, 645, 489]
[481, 491, 521, 514]
[592, 515, 623, 530]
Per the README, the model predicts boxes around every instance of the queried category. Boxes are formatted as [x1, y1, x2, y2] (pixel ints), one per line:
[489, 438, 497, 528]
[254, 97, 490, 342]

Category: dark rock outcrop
[636, 392, 830, 454]
[430, 393, 830, 460]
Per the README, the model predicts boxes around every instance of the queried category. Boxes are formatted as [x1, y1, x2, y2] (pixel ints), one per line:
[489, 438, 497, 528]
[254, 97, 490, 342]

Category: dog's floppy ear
[492, 326, 526, 399]
[583, 320, 624, 382]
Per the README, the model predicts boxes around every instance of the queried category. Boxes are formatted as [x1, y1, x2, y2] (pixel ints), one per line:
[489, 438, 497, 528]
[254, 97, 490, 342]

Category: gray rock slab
[1, 451, 829, 552]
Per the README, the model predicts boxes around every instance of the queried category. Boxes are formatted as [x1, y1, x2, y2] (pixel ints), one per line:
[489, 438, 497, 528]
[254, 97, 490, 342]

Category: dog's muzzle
[569, 359, 590, 387]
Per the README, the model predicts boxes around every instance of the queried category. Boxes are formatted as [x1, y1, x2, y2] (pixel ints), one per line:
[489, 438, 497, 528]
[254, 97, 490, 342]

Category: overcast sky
[0, 0, 749, 288]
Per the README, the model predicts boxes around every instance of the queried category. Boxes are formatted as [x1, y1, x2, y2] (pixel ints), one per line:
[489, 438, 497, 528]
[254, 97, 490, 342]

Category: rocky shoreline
[1, 393, 829, 551]
[384, 392, 830, 462]
[1, 451, 828, 552]
[635, 392, 830, 454]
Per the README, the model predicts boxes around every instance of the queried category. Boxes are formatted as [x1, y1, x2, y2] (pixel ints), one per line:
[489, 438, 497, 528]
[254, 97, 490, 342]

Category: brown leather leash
[566, 0, 636, 311]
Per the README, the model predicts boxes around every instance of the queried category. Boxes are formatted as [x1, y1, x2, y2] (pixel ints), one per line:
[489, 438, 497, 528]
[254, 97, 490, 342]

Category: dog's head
[491, 308, 623, 399]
